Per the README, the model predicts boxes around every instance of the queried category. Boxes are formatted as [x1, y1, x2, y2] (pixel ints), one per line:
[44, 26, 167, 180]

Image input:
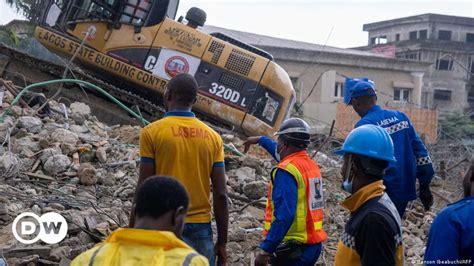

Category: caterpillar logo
[165, 56, 190, 77]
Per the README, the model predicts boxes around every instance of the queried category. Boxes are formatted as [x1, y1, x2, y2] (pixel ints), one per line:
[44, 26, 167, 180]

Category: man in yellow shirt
[72, 176, 208, 265]
[132, 73, 228, 265]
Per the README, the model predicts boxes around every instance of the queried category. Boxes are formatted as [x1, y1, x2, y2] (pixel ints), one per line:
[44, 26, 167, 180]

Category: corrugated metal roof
[201, 25, 386, 58]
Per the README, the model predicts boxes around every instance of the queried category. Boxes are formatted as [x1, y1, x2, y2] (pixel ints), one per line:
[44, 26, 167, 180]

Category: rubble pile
[0, 92, 139, 265]
[0, 92, 456, 265]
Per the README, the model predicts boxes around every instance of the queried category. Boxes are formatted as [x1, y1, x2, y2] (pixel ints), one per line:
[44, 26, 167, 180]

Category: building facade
[203, 25, 430, 125]
[359, 14, 474, 113]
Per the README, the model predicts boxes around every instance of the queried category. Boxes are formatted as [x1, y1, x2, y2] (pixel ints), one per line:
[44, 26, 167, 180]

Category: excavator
[31, 0, 295, 135]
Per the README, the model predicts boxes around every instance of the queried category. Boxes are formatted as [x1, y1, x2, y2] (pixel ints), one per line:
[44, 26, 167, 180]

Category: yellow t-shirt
[140, 111, 225, 223]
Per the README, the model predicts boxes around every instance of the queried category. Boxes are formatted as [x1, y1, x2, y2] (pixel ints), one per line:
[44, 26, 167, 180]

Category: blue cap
[343, 77, 376, 105]
[335, 124, 396, 162]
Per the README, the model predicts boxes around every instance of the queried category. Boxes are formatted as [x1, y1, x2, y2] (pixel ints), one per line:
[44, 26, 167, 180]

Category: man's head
[336, 124, 395, 194]
[274, 118, 311, 160]
[134, 176, 189, 237]
[164, 73, 198, 110]
[463, 160, 474, 197]
[341, 154, 390, 193]
[343, 77, 377, 117]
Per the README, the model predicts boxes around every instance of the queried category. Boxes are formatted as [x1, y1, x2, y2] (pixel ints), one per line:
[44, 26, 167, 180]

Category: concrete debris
[69, 102, 91, 125]
[228, 166, 256, 183]
[109, 125, 140, 145]
[51, 128, 79, 145]
[78, 163, 97, 186]
[39, 148, 62, 164]
[0, 97, 458, 265]
[12, 136, 40, 154]
[49, 246, 72, 262]
[18, 116, 43, 133]
[0, 152, 21, 179]
[43, 154, 71, 175]
[70, 102, 91, 117]
[96, 147, 107, 163]
[242, 181, 267, 200]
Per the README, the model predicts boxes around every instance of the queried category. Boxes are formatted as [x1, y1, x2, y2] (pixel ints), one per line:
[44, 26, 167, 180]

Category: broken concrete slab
[70, 102, 91, 117]
[242, 181, 267, 200]
[43, 154, 71, 175]
[78, 163, 97, 186]
[18, 116, 43, 133]
[50, 128, 79, 145]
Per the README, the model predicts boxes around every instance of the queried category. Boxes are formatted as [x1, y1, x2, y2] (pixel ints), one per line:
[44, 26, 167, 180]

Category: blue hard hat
[335, 124, 396, 162]
[343, 77, 376, 105]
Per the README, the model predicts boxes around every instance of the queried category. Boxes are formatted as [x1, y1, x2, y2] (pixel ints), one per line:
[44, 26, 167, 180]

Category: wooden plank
[24, 172, 55, 181]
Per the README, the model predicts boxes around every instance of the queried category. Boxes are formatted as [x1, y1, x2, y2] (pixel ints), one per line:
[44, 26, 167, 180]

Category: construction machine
[32, 0, 295, 135]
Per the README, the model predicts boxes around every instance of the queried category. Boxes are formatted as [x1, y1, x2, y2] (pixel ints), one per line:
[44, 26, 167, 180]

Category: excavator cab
[34, 0, 296, 136]
[40, 0, 179, 30]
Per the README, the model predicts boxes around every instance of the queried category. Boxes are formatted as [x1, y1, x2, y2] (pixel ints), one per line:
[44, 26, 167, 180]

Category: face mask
[342, 179, 353, 193]
[276, 140, 285, 162]
[342, 155, 354, 194]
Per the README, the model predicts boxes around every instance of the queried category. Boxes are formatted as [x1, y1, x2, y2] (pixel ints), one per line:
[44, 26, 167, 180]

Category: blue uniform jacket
[355, 105, 434, 201]
[257, 137, 322, 263]
[424, 196, 474, 264]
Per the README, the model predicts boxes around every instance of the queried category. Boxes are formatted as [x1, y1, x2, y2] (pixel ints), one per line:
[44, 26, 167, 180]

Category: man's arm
[259, 169, 297, 253]
[130, 128, 156, 227]
[243, 136, 279, 161]
[355, 213, 397, 266]
[211, 164, 228, 265]
[404, 114, 434, 186]
[404, 114, 434, 210]
[257, 136, 279, 161]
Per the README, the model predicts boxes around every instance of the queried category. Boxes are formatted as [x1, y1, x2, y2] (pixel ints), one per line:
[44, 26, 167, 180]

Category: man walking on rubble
[131, 74, 228, 265]
[244, 118, 327, 266]
[72, 176, 209, 265]
[424, 160, 474, 265]
[343, 77, 435, 217]
[334, 124, 404, 265]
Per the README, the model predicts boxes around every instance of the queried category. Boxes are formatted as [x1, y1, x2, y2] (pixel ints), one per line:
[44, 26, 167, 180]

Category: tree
[6, 0, 43, 23]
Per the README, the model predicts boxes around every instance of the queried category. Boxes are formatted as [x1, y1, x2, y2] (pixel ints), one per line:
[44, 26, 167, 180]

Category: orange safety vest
[264, 150, 327, 244]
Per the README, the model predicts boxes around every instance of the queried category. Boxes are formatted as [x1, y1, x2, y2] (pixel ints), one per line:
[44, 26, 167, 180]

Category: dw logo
[12, 212, 68, 244]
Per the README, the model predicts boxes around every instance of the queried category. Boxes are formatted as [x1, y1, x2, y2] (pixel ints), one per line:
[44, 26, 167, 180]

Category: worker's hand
[243, 136, 261, 153]
[215, 242, 227, 266]
[254, 250, 270, 266]
[419, 186, 433, 211]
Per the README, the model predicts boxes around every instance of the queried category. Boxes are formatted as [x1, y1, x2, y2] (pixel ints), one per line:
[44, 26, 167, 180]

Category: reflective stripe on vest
[263, 151, 327, 244]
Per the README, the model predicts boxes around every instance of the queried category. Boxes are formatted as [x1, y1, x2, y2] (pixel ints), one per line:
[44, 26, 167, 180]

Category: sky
[1, 0, 473, 48]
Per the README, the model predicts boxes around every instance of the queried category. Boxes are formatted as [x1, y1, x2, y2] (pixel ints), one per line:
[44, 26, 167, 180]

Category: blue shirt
[424, 196, 474, 265]
[355, 105, 434, 201]
[257, 137, 322, 262]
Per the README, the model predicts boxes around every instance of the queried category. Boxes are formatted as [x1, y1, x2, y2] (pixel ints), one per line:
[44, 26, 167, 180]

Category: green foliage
[0, 29, 20, 46]
[6, 0, 42, 22]
[438, 112, 474, 140]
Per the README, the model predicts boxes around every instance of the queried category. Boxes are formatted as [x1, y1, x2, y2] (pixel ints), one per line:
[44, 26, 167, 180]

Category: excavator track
[0, 44, 165, 121]
[0, 44, 234, 133]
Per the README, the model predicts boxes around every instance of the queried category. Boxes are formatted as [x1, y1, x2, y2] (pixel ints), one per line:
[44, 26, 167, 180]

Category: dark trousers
[391, 198, 409, 218]
[182, 223, 215, 265]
